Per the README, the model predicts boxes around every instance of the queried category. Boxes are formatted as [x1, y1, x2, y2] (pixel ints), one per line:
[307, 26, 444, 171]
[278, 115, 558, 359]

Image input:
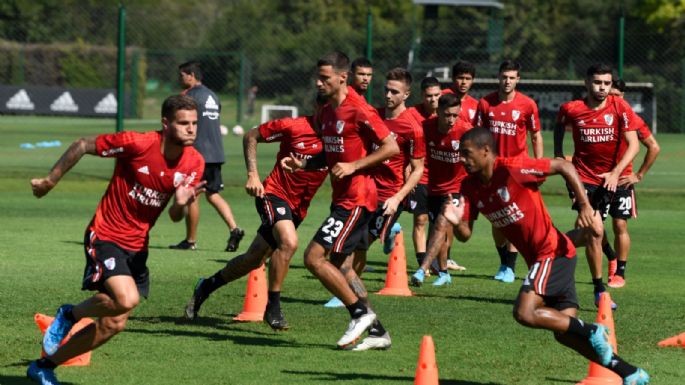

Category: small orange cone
[414, 335, 439, 385]
[34, 313, 94, 366]
[657, 332, 685, 348]
[576, 292, 621, 385]
[377, 231, 414, 296]
[233, 264, 268, 322]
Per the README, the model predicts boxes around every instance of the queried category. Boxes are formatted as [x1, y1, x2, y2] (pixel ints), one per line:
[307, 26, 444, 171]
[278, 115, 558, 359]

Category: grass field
[1, 116, 684, 385]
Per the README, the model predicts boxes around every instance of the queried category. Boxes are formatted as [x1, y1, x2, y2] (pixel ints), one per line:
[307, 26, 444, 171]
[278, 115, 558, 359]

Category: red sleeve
[556, 103, 569, 125]
[95, 131, 148, 158]
[476, 99, 488, 127]
[358, 106, 390, 144]
[502, 157, 551, 186]
[258, 118, 292, 142]
[527, 100, 541, 132]
[409, 118, 426, 159]
[185, 152, 205, 188]
[637, 117, 652, 140]
[616, 98, 638, 132]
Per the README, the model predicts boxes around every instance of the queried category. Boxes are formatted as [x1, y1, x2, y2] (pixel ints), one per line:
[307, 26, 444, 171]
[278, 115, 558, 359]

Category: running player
[27, 95, 205, 385]
[477, 59, 543, 283]
[442, 127, 649, 385]
[183, 96, 329, 330]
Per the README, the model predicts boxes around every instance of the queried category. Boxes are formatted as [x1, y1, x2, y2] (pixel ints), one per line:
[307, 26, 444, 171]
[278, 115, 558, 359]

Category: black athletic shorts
[407, 183, 428, 215]
[313, 205, 371, 255]
[366, 202, 403, 246]
[520, 255, 578, 311]
[82, 227, 150, 298]
[255, 194, 302, 249]
[569, 183, 637, 221]
[203, 163, 224, 194]
[427, 193, 462, 223]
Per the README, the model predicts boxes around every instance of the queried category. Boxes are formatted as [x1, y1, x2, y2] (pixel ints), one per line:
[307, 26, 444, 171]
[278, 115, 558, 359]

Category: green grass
[1, 116, 684, 384]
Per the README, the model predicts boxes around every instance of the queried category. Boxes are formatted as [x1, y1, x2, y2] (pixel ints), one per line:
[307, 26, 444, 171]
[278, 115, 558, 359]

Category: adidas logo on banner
[94, 93, 117, 114]
[6, 89, 35, 110]
[50, 92, 79, 112]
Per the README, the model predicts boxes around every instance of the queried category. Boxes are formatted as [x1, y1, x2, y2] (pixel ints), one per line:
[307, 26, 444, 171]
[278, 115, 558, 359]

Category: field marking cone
[657, 332, 685, 347]
[233, 264, 268, 322]
[34, 313, 95, 367]
[377, 230, 414, 296]
[414, 335, 439, 385]
[576, 292, 621, 385]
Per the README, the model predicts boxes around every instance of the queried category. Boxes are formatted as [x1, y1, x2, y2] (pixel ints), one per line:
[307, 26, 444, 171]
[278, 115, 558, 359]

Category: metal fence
[0, 1, 683, 132]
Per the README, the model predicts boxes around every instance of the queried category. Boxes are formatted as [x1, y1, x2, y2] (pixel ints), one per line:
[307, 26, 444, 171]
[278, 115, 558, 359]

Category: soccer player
[477, 59, 543, 283]
[27, 95, 206, 385]
[282, 51, 398, 349]
[410, 93, 473, 287]
[169, 61, 245, 252]
[442, 60, 479, 126]
[441, 127, 649, 385]
[554, 64, 640, 307]
[600, 79, 660, 288]
[183, 96, 329, 330]
[350, 57, 373, 97]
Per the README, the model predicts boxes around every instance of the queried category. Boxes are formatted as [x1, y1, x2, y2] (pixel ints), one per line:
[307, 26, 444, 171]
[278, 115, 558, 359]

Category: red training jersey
[556, 95, 638, 185]
[258, 116, 328, 219]
[424, 117, 473, 195]
[319, 87, 391, 211]
[477, 91, 541, 158]
[616, 113, 652, 176]
[441, 89, 479, 126]
[93, 131, 205, 251]
[407, 103, 435, 185]
[461, 157, 575, 267]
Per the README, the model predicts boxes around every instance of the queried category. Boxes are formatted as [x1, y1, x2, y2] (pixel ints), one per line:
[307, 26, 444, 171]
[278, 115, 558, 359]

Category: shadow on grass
[545, 377, 578, 384]
[282, 370, 504, 384]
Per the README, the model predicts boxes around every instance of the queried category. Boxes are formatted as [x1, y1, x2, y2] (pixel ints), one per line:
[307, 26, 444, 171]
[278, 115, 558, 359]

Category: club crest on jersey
[276, 207, 286, 215]
[469, 109, 476, 120]
[410, 200, 417, 210]
[104, 257, 116, 270]
[477, 200, 484, 209]
[604, 114, 614, 125]
[512, 110, 520, 120]
[497, 187, 510, 203]
[451, 140, 460, 151]
[335, 120, 345, 134]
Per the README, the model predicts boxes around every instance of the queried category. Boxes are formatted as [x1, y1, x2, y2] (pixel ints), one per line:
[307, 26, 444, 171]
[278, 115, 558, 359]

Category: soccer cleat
[169, 239, 196, 250]
[184, 278, 209, 320]
[608, 275, 626, 288]
[594, 291, 618, 310]
[323, 296, 345, 308]
[494, 264, 508, 280]
[264, 309, 290, 331]
[624, 368, 650, 385]
[500, 267, 515, 283]
[43, 304, 74, 356]
[27, 361, 61, 385]
[432, 271, 452, 286]
[588, 324, 613, 366]
[411, 269, 425, 287]
[226, 228, 245, 252]
[383, 223, 402, 254]
[608, 259, 618, 280]
[352, 332, 392, 351]
[337, 311, 376, 348]
[446, 259, 466, 271]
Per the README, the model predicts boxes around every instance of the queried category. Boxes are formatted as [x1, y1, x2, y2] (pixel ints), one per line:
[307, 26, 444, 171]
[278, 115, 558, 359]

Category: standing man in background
[170, 61, 245, 252]
[350, 57, 373, 98]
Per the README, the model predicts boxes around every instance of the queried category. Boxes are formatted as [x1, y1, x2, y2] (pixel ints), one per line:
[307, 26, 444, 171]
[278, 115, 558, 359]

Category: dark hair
[386, 67, 412, 86]
[162, 95, 198, 121]
[452, 60, 476, 78]
[179, 61, 203, 81]
[499, 59, 521, 74]
[461, 127, 496, 153]
[351, 57, 372, 72]
[318, 51, 350, 73]
[420, 76, 441, 91]
[586, 63, 614, 79]
[438, 93, 461, 110]
[612, 79, 626, 93]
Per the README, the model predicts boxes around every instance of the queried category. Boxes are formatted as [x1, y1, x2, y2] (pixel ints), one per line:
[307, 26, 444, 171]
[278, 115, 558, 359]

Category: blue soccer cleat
[323, 296, 344, 308]
[624, 368, 649, 385]
[500, 267, 515, 283]
[432, 271, 452, 286]
[494, 264, 508, 281]
[383, 223, 402, 255]
[588, 324, 613, 366]
[43, 304, 75, 356]
[411, 269, 425, 287]
[27, 361, 61, 385]
[594, 291, 618, 310]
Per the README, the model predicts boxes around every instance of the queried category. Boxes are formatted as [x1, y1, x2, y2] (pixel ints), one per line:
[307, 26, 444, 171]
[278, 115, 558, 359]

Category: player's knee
[513, 307, 535, 327]
[115, 293, 139, 313]
[414, 214, 428, 228]
[612, 219, 628, 235]
[278, 236, 298, 256]
[303, 248, 323, 271]
[100, 316, 128, 336]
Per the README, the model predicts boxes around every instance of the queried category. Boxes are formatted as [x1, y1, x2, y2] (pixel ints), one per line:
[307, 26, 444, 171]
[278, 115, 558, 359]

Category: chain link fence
[1, 1, 683, 131]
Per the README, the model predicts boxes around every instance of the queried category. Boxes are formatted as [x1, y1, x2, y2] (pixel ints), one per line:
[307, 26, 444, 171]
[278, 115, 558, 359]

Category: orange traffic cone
[233, 264, 268, 322]
[34, 313, 94, 366]
[657, 332, 685, 347]
[414, 335, 439, 385]
[576, 292, 621, 385]
[377, 231, 414, 296]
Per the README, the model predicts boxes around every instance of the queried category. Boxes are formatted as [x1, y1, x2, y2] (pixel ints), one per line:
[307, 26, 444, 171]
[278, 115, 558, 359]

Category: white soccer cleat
[352, 332, 392, 351]
[336, 311, 376, 348]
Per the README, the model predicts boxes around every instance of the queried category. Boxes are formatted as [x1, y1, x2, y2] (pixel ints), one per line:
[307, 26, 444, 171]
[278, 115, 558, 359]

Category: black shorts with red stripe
[366, 202, 403, 246]
[569, 183, 637, 221]
[255, 194, 303, 249]
[313, 205, 372, 255]
[407, 183, 428, 215]
[427, 193, 462, 224]
[82, 227, 150, 298]
[520, 255, 578, 311]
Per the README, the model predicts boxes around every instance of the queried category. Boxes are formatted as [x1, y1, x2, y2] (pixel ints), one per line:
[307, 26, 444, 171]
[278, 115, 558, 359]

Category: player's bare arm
[598, 130, 639, 191]
[531, 130, 544, 159]
[31, 136, 98, 198]
[330, 134, 399, 180]
[243, 127, 266, 197]
[549, 158, 597, 233]
[553, 121, 569, 159]
[168, 181, 207, 222]
[620, 135, 660, 187]
[383, 157, 424, 216]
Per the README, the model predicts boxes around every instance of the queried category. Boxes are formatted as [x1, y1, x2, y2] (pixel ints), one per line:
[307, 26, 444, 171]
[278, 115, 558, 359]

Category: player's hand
[245, 172, 265, 197]
[280, 153, 304, 173]
[175, 180, 207, 206]
[382, 196, 401, 216]
[576, 203, 601, 237]
[330, 162, 356, 180]
[598, 171, 619, 192]
[618, 173, 640, 187]
[31, 177, 56, 198]
[442, 194, 465, 226]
